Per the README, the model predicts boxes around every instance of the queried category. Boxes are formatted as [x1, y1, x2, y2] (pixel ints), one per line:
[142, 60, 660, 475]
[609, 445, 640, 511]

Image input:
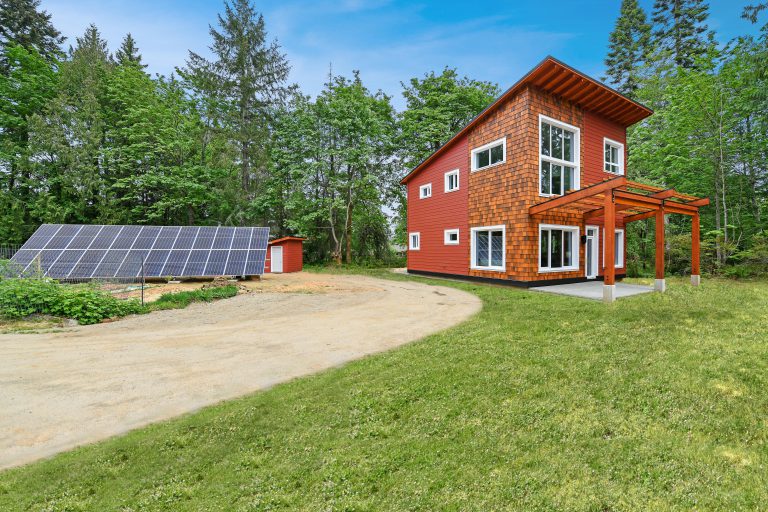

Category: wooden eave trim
[401, 56, 653, 185]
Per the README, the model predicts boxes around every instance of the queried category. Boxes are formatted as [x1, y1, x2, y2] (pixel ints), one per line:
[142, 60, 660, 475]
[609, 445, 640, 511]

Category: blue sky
[41, 0, 761, 109]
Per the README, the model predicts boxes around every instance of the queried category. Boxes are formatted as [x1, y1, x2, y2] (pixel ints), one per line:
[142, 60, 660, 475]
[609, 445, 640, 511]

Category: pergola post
[655, 208, 666, 292]
[691, 213, 701, 286]
[603, 191, 616, 303]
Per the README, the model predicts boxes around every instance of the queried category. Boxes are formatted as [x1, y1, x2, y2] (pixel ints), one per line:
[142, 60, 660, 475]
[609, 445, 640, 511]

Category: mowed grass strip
[1, 272, 767, 511]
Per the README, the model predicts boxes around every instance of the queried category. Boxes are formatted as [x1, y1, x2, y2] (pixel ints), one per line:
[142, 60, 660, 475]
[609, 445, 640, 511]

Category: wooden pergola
[529, 176, 709, 302]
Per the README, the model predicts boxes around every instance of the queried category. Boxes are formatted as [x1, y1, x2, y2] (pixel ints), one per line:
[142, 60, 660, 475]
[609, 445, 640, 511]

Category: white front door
[271, 246, 283, 273]
[585, 226, 599, 279]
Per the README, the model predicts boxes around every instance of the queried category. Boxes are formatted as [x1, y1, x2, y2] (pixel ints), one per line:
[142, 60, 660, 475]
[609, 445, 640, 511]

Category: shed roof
[269, 236, 306, 245]
[400, 56, 653, 185]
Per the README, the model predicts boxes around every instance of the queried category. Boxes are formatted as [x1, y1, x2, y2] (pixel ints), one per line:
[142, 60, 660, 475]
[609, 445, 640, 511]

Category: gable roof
[400, 56, 653, 185]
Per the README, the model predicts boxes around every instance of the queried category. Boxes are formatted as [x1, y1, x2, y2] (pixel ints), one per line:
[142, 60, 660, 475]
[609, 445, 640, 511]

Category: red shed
[265, 236, 305, 273]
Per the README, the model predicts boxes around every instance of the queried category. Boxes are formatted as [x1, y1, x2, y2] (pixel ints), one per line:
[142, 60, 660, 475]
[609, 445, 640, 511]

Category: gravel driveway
[0, 273, 480, 470]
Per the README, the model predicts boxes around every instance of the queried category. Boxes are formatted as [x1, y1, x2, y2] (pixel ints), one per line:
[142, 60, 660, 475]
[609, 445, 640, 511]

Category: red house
[401, 57, 708, 302]
[265, 236, 305, 273]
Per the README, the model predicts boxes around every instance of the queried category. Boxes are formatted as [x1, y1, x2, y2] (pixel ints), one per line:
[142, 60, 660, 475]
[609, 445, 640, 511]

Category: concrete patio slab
[530, 281, 654, 301]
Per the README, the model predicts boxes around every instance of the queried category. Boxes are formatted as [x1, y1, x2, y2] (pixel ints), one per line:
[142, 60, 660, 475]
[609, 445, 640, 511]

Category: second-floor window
[471, 138, 506, 172]
[444, 169, 459, 192]
[419, 183, 432, 199]
[604, 138, 624, 175]
[540, 116, 580, 196]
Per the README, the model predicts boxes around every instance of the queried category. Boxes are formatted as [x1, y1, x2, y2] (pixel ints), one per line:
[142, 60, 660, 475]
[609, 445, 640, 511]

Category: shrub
[0, 279, 143, 325]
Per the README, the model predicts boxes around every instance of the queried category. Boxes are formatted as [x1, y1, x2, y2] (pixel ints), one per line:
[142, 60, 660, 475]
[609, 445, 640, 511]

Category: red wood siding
[265, 239, 303, 273]
[407, 137, 469, 275]
[404, 86, 630, 282]
[583, 109, 626, 186]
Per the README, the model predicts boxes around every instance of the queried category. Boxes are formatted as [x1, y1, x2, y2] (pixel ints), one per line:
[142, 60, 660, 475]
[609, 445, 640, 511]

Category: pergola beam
[529, 177, 626, 215]
[623, 210, 657, 223]
[683, 197, 710, 207]
[651, 189, 677, 199]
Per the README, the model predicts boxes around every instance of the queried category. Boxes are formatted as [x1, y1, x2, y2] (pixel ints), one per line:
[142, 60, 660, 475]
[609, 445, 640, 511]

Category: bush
[0, 279, 143, 325]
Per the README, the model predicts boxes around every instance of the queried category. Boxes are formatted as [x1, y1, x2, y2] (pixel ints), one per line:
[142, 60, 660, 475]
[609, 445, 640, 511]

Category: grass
[145, 285, 239, 311]
[1, 271, 767, 510]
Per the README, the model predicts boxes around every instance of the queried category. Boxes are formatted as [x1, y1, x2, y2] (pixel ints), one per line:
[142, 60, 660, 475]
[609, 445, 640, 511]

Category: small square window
[409, 232, 420, 250]
[444, 170, 459, 192]
[419, 183, 432, 199]
[444, 229, 459, 245]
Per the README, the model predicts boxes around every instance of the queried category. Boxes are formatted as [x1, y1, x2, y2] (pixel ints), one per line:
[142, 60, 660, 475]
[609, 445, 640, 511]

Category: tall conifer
[604, 0, 652, 98]
[652, 0, 712, 68]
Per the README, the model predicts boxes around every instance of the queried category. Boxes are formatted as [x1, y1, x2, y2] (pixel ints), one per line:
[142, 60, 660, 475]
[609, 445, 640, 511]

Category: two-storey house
[402, 57, 708, 302]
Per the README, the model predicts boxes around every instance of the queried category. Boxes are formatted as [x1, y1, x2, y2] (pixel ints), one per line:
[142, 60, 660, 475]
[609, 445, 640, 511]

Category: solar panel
[10, 224, 270, 279]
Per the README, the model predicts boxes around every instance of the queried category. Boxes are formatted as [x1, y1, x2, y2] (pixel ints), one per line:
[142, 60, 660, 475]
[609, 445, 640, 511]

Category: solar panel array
[11, 224, 270, 279]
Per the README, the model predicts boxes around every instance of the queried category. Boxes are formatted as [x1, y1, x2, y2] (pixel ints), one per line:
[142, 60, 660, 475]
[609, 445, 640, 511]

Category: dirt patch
[107, 272, 375, 302]
[0, 272, 481, 470]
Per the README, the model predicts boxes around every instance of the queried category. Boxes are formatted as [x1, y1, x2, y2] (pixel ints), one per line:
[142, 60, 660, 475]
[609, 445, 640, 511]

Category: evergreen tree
[0, 0, 64, 65]
[179, 0, 290, 197]
[28, 24, 113, 224]
[604, 0, 652, 98]
[652, 0, 712, 68]
[0, 44, 56, 241]
[115, 33, 146, 69]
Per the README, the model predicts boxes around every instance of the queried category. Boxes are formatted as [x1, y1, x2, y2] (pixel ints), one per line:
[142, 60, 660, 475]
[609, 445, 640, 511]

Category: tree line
[605, 0, 768, 276]
[1, 0, 766, 272]
[0, 0, 496, 264]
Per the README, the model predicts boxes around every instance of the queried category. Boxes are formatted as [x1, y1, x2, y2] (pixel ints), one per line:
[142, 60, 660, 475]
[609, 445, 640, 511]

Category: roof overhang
[400, 56, 653, 185]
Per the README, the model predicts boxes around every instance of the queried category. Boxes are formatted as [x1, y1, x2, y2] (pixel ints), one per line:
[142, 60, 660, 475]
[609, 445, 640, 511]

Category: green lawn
[1, 272, 767, 511]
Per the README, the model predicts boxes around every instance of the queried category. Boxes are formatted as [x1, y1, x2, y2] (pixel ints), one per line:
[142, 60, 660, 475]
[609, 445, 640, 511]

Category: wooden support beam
[604, 192, 616, 288]
[692, 213, 701, 285]
[529, 177, 626, 215]
[655, 208, 665, 290]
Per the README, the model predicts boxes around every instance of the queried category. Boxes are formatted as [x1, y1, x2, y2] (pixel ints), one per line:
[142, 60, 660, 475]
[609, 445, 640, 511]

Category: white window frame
[419, 183, 432, 199]
[539, 114, 581, 197]
[409, 232, 420, 250]
[602, 228, 625, 268]
[538, 224, 580, 273]
[603, 137, 625, 175]
[444, 169, 460, 192]
[444, 228, 460, 245]
[470, 225, 506, 271]
[470, 137, 506, 172]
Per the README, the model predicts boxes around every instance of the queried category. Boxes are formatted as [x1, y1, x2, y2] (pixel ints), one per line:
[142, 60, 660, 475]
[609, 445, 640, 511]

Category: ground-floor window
[539, 224, 579, 272]
[409, 232, 420, 250]
[471, 225, 505, 271]
[603, 228, 624, 268]
[444, 229, 459, 245]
